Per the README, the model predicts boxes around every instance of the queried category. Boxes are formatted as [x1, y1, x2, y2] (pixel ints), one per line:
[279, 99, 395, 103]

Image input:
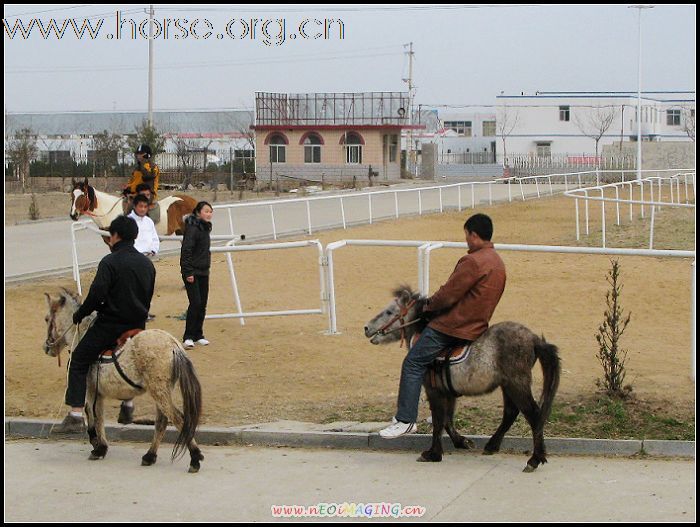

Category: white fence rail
[323, 239, 695, 378]
[563, 169, 696, 249]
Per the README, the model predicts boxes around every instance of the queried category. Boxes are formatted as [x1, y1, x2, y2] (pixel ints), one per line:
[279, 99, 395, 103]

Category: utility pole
[147, 4, 155, 127]
[629, 5, 654, 182]
[403, 42, 415, 178]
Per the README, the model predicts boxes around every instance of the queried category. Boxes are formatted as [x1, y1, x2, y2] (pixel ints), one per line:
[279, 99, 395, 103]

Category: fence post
[270, 205, 277, 240]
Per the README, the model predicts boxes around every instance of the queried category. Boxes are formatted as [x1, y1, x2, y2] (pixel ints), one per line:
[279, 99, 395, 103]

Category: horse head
[364, 285, 426, 345]
[69, 177, 95, 221]
[43, 288, 81, 357]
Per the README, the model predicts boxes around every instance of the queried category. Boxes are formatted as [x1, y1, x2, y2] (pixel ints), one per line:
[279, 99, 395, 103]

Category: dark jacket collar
[111, 239, 135, 253]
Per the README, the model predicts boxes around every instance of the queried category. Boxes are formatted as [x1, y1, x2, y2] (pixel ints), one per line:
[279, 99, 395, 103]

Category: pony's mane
[391, 284, 425, 303]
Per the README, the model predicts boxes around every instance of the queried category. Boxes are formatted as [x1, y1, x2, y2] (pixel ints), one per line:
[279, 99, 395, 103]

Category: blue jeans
[395, 326, 469, 423]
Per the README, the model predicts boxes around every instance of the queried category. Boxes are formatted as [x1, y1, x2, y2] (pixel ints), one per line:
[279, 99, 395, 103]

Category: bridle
[72, 185, 120, 219]
[45, 308, 87, 367]
[367, 298, 421, 348]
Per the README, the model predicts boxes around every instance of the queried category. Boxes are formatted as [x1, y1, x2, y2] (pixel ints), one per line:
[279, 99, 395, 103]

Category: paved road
[4, 182, 564, 281]
[4, 439, 695, 522]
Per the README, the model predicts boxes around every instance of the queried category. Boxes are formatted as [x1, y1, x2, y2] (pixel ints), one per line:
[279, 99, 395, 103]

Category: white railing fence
[564, 169, 695, 249]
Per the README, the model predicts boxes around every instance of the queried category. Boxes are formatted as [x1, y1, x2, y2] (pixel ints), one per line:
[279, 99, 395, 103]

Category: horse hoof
[522, 464, 537, 473]
[141, 453, 157, 466]
[417, 451, 442, 462]
[188, 465, 200, 473]
[89, 452, 106, 460]
[482, 449, 497, 456]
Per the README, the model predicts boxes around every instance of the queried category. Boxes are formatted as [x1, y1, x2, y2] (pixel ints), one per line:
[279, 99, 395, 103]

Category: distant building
[4, 110, 254, 169]
[412, 109, 498, 163]
[495, 91, 695, 163]
[253, 92, 423, 182]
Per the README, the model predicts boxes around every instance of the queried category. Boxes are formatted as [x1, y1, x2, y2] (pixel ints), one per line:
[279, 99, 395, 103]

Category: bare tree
[127, 120, 166, 158]
[6, 128, 38, 192]
[574, 106, 617, 171]
[92, 130, 124, 176]
[175, 138, 212, 189]
[681, 106, 695, 142]
[496, 106, 519, 167]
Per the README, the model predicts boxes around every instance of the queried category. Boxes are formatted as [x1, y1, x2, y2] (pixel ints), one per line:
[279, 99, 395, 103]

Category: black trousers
[183, 274, 209, 341]
[64, 320, 137, 408]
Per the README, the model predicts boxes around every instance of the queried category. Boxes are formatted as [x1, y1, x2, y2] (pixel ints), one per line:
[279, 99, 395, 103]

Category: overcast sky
[3, 4, 696, 113]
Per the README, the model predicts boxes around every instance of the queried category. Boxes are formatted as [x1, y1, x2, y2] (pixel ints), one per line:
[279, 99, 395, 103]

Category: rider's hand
[186, 276, 195, 283]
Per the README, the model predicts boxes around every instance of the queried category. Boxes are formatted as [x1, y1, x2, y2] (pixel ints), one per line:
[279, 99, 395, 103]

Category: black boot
[118, 402, 134, 425]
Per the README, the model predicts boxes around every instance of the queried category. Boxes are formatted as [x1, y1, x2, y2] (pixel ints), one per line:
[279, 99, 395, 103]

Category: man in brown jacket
[380, 213, 506, 438]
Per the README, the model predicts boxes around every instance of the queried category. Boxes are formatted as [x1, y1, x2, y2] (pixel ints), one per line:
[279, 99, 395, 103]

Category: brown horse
[365, 286, 561, 472]
[69, 178, 197, 235]
[44, 288, 204, 473]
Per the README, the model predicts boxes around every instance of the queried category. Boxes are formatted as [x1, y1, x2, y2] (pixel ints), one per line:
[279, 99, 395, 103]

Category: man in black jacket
[54, 215, 156, 434]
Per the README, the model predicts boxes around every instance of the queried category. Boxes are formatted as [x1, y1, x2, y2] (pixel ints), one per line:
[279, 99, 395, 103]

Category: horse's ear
[59, 287, 79, 303]
[83, 177, 89, 186]
[44, 292, 52, 307]
[71, 178, 76, 187]
[398, 288, 412, 306]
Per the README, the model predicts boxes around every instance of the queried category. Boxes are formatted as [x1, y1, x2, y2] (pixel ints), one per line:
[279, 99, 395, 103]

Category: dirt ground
[4, 194, 695, 433]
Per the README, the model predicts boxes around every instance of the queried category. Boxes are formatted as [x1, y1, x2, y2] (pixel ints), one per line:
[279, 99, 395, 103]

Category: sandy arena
[4, 195, 695, 428]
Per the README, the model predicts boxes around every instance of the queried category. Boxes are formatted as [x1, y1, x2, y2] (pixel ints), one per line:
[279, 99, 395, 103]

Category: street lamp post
[629, 5, 654, 182]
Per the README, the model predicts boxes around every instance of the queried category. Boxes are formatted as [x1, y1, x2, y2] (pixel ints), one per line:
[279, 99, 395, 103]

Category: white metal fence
[563, 169, 696, 249]
[323, 239, 696, 378]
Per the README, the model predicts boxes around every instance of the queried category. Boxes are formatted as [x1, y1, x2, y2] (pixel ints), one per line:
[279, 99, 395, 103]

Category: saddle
[410, 332, 472, 397]
[97, 329, 144, 390]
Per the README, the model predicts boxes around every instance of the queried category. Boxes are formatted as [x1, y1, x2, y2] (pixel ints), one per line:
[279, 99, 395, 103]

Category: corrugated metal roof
[5, 110, 254, 136]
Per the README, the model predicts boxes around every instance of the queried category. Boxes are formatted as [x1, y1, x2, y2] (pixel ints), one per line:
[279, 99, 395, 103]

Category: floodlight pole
[147, 4, 155, 127]
[629, 5, 654, 182]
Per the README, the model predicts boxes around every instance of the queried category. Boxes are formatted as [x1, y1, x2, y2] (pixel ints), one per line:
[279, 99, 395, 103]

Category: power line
[155, 4, 549, 14]
[6, 46, 405, 74]
[3, 5, 93, 19]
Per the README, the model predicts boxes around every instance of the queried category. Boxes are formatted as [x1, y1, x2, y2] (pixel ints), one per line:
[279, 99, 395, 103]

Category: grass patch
[453, 394, 694, 441]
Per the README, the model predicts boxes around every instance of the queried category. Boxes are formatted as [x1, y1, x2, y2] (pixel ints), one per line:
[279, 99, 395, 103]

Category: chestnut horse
[69, 178, 197, 235]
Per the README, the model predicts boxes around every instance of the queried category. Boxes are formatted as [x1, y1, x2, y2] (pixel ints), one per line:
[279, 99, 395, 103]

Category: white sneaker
[379, 418, 417, 439]
[196, 338, 210, 346]
[183, 339, 195, 349]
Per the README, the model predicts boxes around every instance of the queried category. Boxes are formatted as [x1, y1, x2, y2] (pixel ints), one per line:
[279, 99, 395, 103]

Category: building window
[344, 132, 363, 164]
[482, 121, 496, 137]
[536, 142, 552, 157]
[303, 133, 322, 163]
[268, 134, 286, 163]
[667, 109, 681, 126]
[444, 120, 472, 136]
[559, 106, 570, 121]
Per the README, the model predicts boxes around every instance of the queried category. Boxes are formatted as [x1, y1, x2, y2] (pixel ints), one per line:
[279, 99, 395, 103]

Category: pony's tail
[170, 347, 202, 461]
[534, 335, 561, 434]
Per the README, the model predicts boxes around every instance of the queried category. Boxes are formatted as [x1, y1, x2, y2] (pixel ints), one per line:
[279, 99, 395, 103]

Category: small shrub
[595, 259, 633, 397]
[28, 193, 40, 220]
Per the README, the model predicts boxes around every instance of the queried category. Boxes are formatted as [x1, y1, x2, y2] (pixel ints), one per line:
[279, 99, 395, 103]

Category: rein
[82, 195, 122, 219]
[370, 298, 420, 348]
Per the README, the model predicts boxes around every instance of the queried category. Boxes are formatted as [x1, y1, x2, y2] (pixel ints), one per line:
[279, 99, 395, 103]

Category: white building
[411, 109, 498, 163]
[495, 91, 695, 163]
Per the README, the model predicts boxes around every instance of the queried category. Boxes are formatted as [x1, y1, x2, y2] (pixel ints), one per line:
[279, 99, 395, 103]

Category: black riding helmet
[135, 144, 153, 158]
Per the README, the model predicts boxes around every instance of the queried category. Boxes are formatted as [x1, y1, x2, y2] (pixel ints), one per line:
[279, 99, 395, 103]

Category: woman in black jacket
[180, 201, 213, 348]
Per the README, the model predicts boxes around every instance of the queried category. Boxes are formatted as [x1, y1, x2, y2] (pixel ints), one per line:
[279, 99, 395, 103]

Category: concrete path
[4, 182, 564, 281]
[4, 438, 695, 522]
